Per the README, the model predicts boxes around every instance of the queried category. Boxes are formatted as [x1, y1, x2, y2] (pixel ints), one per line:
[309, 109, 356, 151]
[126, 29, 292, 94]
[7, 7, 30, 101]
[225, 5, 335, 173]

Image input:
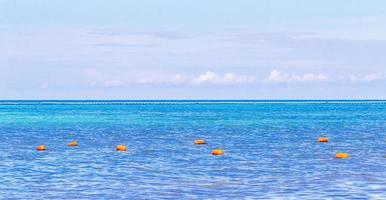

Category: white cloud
[335, 73, 385, 82]
[192, 71, 254, 85]
[267, 69, 329, 83]
[192, 71, 218, 84]
[267, 70, 284, 82]
[173, 74, 185, 82]
[363, 73, 385, 81]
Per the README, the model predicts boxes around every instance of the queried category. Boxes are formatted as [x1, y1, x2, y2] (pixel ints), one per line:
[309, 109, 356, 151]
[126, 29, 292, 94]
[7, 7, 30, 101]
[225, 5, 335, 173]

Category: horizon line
[1, 99, 386, 101]
[1, 99, 386, 105]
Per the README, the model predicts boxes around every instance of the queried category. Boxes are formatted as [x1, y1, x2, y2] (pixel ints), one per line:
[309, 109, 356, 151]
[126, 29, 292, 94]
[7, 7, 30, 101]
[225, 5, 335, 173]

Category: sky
[0, 0, 386, 99]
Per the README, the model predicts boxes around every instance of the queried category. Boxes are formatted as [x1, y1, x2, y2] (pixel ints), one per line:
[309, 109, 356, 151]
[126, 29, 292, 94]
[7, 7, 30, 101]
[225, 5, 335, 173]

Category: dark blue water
[0, 101, 385, 199]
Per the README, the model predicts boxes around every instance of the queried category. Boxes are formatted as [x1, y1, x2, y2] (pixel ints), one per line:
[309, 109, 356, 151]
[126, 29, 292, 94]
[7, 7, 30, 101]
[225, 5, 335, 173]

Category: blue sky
[1, 0, 386, 99]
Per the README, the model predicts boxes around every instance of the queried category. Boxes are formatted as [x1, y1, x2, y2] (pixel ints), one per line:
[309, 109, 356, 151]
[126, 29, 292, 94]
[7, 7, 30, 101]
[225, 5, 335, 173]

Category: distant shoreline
[0, 100, 386, 105]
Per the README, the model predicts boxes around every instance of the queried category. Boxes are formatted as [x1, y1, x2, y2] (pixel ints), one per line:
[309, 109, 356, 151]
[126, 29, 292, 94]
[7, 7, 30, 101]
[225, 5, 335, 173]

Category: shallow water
[0, 101, 385, 199]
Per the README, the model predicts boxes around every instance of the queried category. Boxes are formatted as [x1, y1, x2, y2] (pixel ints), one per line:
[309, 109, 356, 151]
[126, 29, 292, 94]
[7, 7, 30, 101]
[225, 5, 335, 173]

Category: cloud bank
[267, 70, 329, 83]
[83, 69, 254, 87]
[266, 69, 386, 83]
[192, 71, 254, 85]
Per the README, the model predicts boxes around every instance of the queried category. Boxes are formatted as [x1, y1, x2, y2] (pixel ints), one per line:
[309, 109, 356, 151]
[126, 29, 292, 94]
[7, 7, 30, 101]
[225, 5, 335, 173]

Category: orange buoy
[67, 141, 78, 147]
[36, 145, 46, 151]
[318, 137, 329, 143]
[212, 149, 224, 156]
[335, 153, 349, 159]
[116, 145, 128, 151]
[194, 139, 207, 145]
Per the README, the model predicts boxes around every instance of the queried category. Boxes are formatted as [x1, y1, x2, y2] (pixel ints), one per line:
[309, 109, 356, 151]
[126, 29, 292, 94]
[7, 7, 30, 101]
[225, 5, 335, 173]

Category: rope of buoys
[31, 136, 361, 160]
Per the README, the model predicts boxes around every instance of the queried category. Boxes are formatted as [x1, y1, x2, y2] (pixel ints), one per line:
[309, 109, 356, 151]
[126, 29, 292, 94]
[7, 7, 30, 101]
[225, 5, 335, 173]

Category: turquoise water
[0, 101, 385, 199]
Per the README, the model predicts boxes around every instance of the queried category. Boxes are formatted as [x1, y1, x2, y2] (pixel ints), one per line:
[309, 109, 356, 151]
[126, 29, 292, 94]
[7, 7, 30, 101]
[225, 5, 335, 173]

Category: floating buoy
[318, 137, 329, 143]
[116, 145, 127, 151]
[335, 153, 349, 159]
[36, 145, 46, 151]
[67, 141, 78, 147]
[194, 139, 207, 145]
[212, 149, 224, 156]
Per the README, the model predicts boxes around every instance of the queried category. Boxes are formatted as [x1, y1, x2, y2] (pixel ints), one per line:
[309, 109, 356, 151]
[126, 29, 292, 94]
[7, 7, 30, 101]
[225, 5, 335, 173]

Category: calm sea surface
[0, 101, 385, 199]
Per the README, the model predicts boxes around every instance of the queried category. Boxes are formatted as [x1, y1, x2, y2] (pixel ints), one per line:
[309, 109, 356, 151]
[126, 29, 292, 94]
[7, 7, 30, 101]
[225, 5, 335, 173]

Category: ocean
[0, 100, 385, 199]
